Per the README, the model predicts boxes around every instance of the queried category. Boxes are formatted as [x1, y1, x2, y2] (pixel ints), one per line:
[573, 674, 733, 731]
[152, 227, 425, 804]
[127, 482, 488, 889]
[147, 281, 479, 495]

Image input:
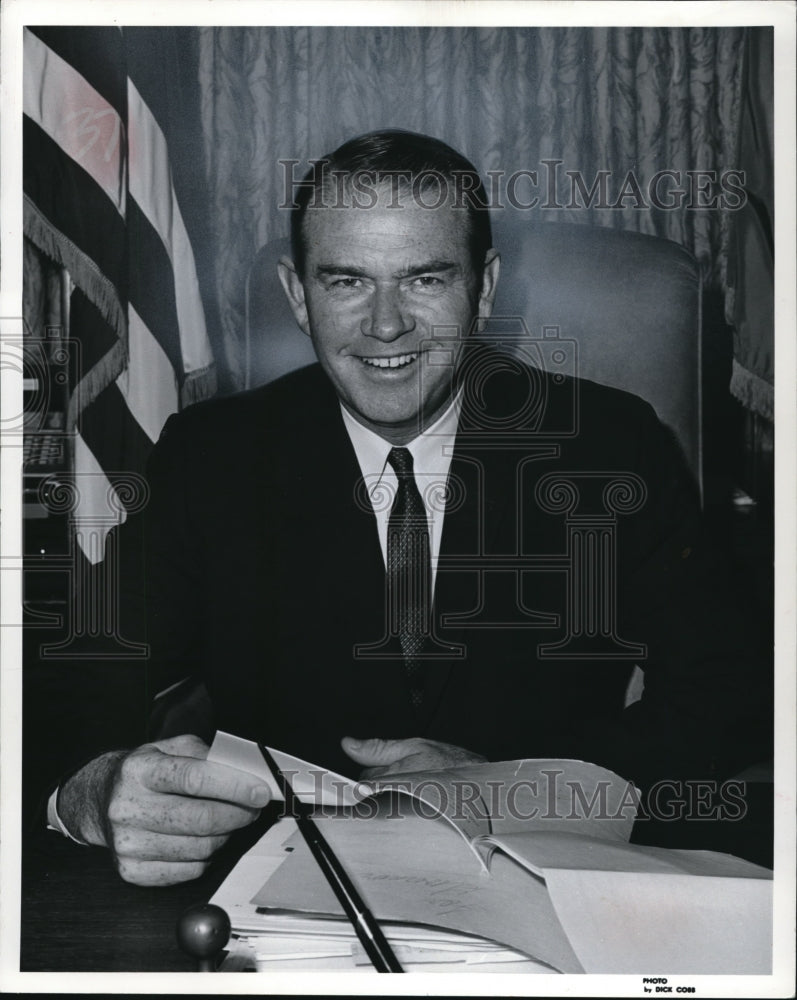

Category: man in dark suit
[52, 130, 767, 886]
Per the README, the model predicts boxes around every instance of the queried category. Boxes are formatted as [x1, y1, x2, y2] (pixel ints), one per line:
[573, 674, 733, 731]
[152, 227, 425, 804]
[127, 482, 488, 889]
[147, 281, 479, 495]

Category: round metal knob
[175, 903, 231, 971]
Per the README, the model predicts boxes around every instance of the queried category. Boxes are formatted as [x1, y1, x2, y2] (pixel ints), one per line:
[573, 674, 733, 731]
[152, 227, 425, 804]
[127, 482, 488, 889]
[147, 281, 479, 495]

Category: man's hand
[340, 736, 486, 779]
[57, 735, 271, 887]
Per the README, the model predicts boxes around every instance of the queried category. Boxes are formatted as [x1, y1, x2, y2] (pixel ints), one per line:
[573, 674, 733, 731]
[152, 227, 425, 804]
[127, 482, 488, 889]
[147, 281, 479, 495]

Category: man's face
[279, 185, 499, 443]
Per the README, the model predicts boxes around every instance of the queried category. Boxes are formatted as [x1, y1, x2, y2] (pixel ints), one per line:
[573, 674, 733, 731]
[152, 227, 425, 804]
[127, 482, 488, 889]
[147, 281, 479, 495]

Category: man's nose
[361, 285, 414, 341]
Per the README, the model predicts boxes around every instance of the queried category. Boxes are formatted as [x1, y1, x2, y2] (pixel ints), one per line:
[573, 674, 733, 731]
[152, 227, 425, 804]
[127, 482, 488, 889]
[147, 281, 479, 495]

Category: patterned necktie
[386, 447, 431, 709]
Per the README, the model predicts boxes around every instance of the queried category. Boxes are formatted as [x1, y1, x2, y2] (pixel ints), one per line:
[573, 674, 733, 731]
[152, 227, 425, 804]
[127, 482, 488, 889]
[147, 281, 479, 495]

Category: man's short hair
[290, 128, 492, 278]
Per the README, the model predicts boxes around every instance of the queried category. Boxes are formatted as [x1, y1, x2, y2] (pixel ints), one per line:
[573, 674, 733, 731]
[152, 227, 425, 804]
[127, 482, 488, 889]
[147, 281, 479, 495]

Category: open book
[209, 732, 772, 974]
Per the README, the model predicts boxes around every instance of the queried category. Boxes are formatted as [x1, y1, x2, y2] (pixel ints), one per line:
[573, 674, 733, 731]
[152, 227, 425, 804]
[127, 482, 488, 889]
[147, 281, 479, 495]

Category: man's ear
[476, 249, 500, 327]
[277, 256, 311, 337]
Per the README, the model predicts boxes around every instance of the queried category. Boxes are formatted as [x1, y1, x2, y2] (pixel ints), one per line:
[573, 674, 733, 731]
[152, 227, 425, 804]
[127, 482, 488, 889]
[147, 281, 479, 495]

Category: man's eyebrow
[397, 260, 459, 278]
[314, 260, 460, 278]
[315, 264, 370, 278]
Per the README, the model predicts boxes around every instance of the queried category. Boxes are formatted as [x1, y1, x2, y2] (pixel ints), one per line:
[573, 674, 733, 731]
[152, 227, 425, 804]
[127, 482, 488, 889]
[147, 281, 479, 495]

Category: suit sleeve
[142, 412, 215, 741]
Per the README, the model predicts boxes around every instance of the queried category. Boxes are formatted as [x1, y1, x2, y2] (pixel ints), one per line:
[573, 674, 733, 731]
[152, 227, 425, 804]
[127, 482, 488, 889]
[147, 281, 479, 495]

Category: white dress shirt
[340, 391, 461, 593]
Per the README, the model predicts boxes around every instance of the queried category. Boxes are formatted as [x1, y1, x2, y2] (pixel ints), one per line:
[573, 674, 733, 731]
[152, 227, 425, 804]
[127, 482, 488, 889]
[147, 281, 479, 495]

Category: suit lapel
[421, 351, 563, 731]
[286, 380, 416, 727]
[421, 351, 534, 730]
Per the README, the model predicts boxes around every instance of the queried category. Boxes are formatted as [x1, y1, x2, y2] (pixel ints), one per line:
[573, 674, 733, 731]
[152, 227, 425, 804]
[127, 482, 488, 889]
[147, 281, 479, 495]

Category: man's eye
[329, 277, 362, 289]
[411, 275, 443, 288]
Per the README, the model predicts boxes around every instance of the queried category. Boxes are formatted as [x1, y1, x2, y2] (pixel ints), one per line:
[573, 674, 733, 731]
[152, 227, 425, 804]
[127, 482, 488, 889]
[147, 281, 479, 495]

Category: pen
[258, 744, 404, 973]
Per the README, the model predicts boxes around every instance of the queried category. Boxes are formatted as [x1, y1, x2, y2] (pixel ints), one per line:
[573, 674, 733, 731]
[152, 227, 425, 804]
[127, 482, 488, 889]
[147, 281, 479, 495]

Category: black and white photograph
[1, 1, 794, 994]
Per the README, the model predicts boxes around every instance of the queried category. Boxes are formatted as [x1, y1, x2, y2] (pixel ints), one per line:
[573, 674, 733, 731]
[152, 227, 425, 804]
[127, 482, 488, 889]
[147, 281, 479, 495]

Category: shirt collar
[341, 391, 461, 482]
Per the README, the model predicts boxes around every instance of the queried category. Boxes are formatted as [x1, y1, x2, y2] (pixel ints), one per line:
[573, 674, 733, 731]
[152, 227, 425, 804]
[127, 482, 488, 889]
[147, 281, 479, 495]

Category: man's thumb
[340, 736, 405, 766]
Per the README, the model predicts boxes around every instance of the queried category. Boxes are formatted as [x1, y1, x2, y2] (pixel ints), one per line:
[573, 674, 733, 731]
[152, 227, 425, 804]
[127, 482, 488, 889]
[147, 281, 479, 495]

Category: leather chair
[245, 220, 702, 495]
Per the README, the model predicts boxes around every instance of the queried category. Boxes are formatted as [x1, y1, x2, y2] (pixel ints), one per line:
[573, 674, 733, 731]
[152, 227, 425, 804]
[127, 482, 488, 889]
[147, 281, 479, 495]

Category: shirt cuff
[46, 787, 88, 845]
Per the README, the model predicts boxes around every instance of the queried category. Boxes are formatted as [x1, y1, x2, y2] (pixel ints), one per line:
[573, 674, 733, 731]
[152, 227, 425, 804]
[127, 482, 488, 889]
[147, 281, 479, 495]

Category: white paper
[544, 869, 773, 974]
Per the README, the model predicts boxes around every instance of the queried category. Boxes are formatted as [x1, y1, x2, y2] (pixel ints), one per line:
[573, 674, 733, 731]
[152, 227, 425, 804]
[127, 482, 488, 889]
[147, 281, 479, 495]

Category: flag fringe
[67, 338, 129, 431]
[180, 363, 218, 408]
[24, 197, 127, 340]
[730, 358, 773, 421]
[24, 196, 129, 429]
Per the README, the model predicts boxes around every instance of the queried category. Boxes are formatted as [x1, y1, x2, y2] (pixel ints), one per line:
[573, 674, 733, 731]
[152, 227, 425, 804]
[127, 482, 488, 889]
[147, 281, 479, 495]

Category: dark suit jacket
[142, 349, 768, 790]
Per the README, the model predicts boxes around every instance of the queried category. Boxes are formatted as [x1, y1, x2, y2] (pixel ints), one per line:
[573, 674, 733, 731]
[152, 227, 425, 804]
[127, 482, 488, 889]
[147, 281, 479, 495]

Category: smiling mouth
[358, 352, 418, 369]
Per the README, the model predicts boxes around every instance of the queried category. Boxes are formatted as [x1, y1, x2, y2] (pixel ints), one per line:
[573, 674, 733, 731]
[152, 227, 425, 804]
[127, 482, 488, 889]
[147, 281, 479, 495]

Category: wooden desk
[20, 816, 271, 973]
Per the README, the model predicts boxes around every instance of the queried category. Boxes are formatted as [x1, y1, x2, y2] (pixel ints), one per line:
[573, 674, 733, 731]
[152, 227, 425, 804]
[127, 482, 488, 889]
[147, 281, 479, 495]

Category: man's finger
[137, 752, 271, 806]
[108, 790, 261, 837]
[340, 736, 416, 767]
[115, 856, 210, 887]
[358, 764, 392, 780]
[149, 733, 211, 759]
[112, 830, 229, 862]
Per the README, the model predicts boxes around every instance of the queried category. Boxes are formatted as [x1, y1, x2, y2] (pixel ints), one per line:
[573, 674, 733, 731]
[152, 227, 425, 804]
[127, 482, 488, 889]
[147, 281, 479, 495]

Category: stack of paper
[208, 732, 773, 974]
[213, 819, 552, 972]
